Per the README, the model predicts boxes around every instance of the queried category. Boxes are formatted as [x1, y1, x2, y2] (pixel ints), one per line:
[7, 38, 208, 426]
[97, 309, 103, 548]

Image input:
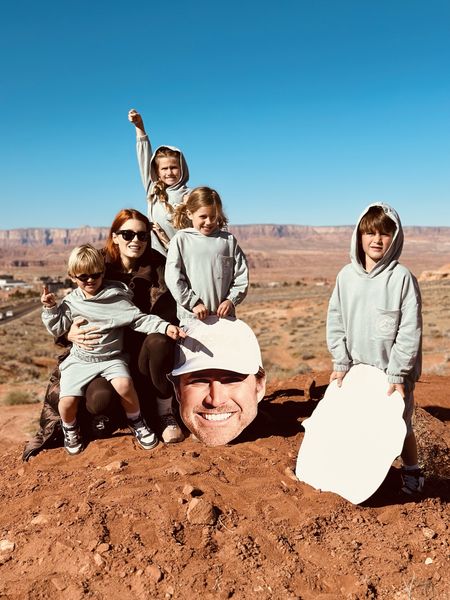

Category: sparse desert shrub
[3, 390, 37, 406]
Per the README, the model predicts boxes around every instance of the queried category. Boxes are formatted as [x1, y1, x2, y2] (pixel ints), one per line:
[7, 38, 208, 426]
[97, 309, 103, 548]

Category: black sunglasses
[75, 272, 103, 282]
[116, 230, 150, 242]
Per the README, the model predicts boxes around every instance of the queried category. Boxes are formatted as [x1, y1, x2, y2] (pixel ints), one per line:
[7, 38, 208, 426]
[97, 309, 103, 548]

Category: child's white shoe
[128, 417, 159, 450]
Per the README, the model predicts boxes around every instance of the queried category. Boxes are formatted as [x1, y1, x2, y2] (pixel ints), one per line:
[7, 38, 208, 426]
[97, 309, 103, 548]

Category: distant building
[0, 275, 28, 290]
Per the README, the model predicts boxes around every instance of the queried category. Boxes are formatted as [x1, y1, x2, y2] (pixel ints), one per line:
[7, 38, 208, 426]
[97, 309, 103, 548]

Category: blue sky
[1, 0, 449, 228]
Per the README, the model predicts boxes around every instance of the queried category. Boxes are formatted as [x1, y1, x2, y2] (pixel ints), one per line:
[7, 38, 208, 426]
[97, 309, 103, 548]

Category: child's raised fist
[41, 285, 56, 308]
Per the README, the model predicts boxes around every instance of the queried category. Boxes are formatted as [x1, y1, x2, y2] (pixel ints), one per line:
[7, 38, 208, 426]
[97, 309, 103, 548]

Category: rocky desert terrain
[0, 225, 449, 599]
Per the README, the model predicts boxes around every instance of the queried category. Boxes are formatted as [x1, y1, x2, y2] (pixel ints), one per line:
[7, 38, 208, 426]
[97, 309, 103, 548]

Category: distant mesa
[1, 224, 447, 248]
[420, 264, 450, 282]
[0, 227, 110, 248]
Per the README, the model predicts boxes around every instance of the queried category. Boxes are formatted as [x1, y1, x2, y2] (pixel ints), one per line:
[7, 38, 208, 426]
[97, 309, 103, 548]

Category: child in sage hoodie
[327, 203, 424, 495]
[128, 109, 191, 257]
[165, 187, 249, 326]
[41, 244, 185, 456]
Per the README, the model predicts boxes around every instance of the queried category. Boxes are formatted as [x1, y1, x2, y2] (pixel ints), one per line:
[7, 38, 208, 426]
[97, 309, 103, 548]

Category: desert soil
[0, 239, 449, 599]
[0, 372, 449, 600]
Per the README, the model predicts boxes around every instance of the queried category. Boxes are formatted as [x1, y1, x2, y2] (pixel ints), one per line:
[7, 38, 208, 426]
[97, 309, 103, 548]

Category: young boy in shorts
[327, 203, 424, 495]
[41, 244, 185, 455]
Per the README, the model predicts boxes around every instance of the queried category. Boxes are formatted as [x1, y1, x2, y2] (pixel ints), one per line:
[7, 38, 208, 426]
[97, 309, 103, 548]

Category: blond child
[164, 187, 249, 326]
[41, 244, 185, 455]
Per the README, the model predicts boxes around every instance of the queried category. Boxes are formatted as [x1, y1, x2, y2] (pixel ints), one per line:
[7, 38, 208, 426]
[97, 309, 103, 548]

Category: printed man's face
[174, 369, 266, 446]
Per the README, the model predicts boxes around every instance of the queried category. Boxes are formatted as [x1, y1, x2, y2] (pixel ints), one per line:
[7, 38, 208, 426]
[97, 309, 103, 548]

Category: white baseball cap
[172, 316, 263, 377]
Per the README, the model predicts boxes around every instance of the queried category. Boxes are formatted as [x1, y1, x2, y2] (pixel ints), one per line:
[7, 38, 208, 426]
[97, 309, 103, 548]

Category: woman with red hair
[24, 208, 184, 460]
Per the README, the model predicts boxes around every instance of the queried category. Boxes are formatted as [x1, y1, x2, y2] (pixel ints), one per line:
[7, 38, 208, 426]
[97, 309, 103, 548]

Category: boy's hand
[193, 303, 208, 320]
[165, 325, 187, 340]
[387, 383, 405, 398]
[128, 108, 146, 134]
[330, 371, 347, 387]
[216, 299, 233, 318]
[41, 285, 56, 308]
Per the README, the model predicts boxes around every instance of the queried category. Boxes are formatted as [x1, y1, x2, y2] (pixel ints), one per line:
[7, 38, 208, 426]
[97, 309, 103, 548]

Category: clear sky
[1, 0, 449, 228]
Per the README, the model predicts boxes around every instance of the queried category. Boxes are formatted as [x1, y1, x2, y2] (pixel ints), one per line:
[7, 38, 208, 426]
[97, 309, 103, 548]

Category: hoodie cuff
[188, 295, 202, 310]
[388, 374, 405, 384]
[155, 321, 170, 336]
[333, 363, 350, 373]
[42, 305, 58, 313]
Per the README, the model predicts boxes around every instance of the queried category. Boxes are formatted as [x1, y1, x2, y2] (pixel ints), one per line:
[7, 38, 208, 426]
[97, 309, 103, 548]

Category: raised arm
[41, 300, 73, 339]
[128, 108, 153, 195]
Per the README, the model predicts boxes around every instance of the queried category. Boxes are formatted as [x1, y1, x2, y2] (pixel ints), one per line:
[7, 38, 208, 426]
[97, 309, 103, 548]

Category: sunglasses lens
[118, 230, 148, 242]
[76, 273, 102, 282]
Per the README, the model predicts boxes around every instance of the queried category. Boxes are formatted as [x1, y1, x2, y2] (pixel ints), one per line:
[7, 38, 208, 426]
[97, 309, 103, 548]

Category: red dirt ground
[0, 373, 449, 599]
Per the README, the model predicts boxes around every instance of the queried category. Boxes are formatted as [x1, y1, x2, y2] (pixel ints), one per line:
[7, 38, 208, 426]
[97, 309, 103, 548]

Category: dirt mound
[0, 374, 449, 599]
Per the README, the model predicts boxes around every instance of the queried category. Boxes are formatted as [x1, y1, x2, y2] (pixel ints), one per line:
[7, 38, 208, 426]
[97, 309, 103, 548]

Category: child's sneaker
[401, 467, 425, 495]
[160, 414, 185, 444]
[128, 417, 158, 450]
[62, 423, 84, 456]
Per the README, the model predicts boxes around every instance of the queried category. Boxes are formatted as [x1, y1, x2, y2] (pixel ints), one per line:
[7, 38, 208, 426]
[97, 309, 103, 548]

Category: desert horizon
[0, 225, 449, 598]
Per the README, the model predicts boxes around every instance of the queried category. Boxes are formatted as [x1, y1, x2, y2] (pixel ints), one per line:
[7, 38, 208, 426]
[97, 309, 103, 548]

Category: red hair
[104, 208, 152, 268]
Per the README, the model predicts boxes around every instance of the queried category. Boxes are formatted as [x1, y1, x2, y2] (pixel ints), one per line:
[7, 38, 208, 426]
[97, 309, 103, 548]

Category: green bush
[3, 390, 37, 406]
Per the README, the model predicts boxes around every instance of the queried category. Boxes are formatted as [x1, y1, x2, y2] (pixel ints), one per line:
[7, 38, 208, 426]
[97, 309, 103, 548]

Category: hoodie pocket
[373, 308, 400, 340]
[217, 256, 234, 279]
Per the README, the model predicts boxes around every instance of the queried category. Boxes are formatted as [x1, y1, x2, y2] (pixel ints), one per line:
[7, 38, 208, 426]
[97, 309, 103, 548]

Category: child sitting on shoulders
[327, 203, 424, 495]
[41, 244, 185, 455]
[164, 187, 249, 325]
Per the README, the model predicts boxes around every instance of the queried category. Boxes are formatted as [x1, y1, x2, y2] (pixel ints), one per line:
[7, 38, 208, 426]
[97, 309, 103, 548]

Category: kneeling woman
[24, 208, 183, 460]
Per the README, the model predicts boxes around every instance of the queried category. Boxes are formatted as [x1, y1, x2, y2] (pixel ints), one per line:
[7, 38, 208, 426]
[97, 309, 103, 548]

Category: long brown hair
[151, 147, 181, 212]
[104, 208, 152, 269]
[173, 187, 228, 230]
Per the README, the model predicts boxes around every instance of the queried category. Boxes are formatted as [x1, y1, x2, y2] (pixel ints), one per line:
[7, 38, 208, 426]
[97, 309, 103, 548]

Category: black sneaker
[90, 415, 112, 439]
[128, 417, 158, 450]
[401, 467, 425, 495]
[62, 423, 84, 456]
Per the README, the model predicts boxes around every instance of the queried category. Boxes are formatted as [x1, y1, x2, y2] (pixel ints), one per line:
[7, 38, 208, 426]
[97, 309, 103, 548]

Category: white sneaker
[62, 423, 84, 456]
[160, 414, 185, 444]
[128, 417, 159, 450]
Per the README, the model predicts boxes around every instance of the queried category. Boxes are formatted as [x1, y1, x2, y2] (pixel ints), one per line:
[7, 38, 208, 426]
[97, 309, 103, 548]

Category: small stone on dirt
[30, 514, 49, 525]
[146, 564, 163, 582]
[422, 527, 436, 539]
[96, 542, 111, 554]
[51, 577, 67, 591]
[103, 460, 127, 472]
[0, 539, 15, 553]
[425, 557, 433, 565]
[187, 498, 218, 525]
[182, 484, 194, 495]
[93, 553, 104, 566]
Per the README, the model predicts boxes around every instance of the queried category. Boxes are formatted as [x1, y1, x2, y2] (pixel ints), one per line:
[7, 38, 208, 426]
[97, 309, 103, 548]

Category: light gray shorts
[59, 355, 130, 398]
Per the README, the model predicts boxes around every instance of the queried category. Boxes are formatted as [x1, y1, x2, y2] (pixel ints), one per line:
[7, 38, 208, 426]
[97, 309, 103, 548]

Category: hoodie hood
[350, 203, 404, 278]
[149, 145, 190, 194]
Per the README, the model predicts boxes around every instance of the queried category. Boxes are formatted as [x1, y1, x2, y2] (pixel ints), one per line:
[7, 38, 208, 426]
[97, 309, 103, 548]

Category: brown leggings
[84, 333, 175, 415]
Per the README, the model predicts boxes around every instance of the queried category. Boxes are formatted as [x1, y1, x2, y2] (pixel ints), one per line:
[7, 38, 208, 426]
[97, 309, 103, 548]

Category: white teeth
[202, 413, 232, 421]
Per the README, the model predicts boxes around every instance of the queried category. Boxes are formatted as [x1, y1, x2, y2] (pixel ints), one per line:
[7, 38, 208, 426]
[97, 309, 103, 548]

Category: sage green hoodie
[327, 203, 422, 386]
[165, 228, 248, 325]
